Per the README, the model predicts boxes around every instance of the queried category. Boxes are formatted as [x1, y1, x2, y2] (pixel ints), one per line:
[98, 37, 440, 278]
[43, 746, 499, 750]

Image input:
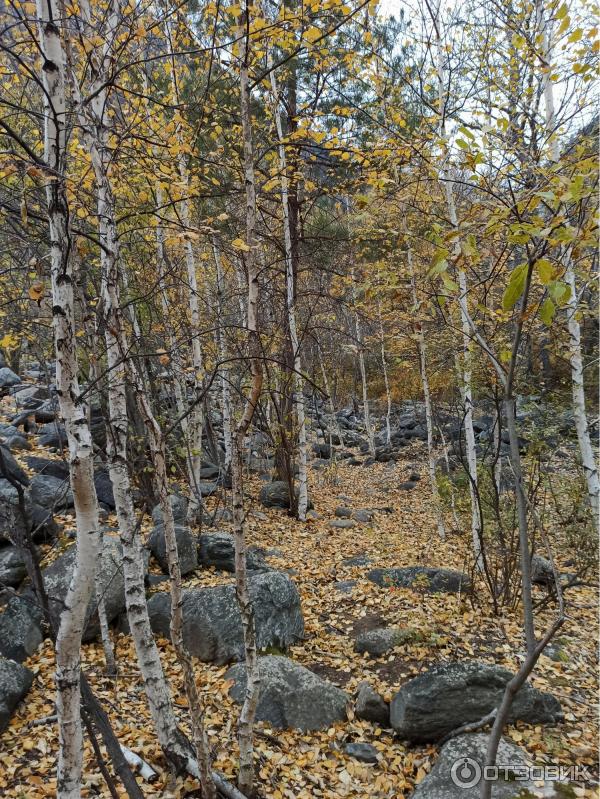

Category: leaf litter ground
[0, 423, 598, 798]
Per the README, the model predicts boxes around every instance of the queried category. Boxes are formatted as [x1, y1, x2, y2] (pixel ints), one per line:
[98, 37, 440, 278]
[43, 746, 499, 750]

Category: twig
[120, 746, 158, 783]
[186, 760, 249, 799]
[438, 709, 497, 745]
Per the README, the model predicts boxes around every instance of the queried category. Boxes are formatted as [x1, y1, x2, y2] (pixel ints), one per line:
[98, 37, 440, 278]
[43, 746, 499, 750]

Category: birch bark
[268, 52, 308, 520]
[68, 4, 215, 794]
[534, 0, 599, 525]
[428, 0, 482, 568]
[36, 3, 100, 796]
[406, 236, 445, 539]
[233, 4, 264, 792]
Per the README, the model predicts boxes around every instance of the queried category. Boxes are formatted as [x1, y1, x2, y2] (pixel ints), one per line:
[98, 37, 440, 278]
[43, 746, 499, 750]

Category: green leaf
[502, 263, 528, 310]
[551, 226, 576, 244]
[456, 138, 469, 150]
[535, 258, 554, 285]
[540, 298, 556, 325]
[441, 272, 458, 292]
[548, 281, 571, 304]
[427, 249, 449, 277]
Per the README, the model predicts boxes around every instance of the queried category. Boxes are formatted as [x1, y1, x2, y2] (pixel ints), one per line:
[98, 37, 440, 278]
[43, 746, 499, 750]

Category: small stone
[334, 580, 356, 593]
[344, 742, 378, 764]
[355, 682, 389, 726]
[352, 509, 373, 523]
[328, 519, 356, 529]
[342, 553, 372, 567]
[334, 506, 353, 518]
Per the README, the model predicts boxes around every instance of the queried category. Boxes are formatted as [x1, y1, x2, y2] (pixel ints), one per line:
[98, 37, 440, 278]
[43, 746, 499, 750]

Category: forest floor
[0, 429, 598, 798]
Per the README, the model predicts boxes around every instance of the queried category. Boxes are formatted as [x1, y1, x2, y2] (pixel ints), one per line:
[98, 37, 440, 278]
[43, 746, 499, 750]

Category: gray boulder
[23, 456, 69, 480]
[391, 661, 562, 742]
[0, 367, 20, 388]
[2, 435, 30, 452]
[0, 424, 20, 438]
[0, 480, 57, 545]
[411, 733, 536, 798]
[200, 463, 220, 479]
[0, 657, 34, 731]
[33, 401, 58, 424]
[355, 681, 389, 726]
[197, 481, 218, 497]
[28, 503, 59, 542]
[198, 532, 266, 573]
[531, 554, 555, 587]
[0, 546, 27, 587]
[30, 474, 73, 510]
[329, 519, 356, 529]
[226, 655, 348, 730]
[147, 571, 304, 664]
[259, 481, 291, 509]
[313, 442, 332, 459]
[0, 479, 27, 543]
[368, 567, 471, 594]
[151, 494, 188, 526]
[94, 470, 115, 509]
[42, 533, 132, 642]
[0, 445, 29, 486]
[37, 422, 67, 449]
[148, 524, 197, 576]
[0, 595, 43, 662]
[258, 481, 313, 511]
[13, 384, 48, 405]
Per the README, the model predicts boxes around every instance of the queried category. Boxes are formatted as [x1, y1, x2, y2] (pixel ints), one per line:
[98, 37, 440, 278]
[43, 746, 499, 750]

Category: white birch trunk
[69, 5, 215, 794]
[429, 0, 482, 568]
[155, 184, 188, 431]
[535, 0, 599, 525]
[377, 299, 392, 448]
[407, 238, 445, 539]
[233, 7, 264, 792]
[163, 21, 205, 524]
[213, 243, 233, 471]
[268, 53, 308, 520]
[564, 261, 599, 525]
[36, 4, 100, 796]
[318, 345, 344, 456]
[350, 267, 375, 456]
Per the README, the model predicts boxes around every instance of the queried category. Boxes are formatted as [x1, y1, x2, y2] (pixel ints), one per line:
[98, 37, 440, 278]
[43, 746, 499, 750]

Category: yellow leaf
[28, 282, 44, 302]
[231, 237, 250, 252]
[304, 26, 321, 43]
[0, 333, 18, 349]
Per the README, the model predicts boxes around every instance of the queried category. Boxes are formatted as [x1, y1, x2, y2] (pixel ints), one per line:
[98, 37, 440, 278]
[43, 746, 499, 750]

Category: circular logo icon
[450, 756, 482, 788]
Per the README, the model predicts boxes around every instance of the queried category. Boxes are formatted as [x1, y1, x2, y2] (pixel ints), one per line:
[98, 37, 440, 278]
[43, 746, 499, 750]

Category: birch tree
[35, 2, 101, 796]
[267, 45, 308, 520]
[406, 231, 445, 539]
[231, 2, 264, 791]
[426, 0, 482, 569]
[534, 0, 599, 525]
[65, 4, 216, 794]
